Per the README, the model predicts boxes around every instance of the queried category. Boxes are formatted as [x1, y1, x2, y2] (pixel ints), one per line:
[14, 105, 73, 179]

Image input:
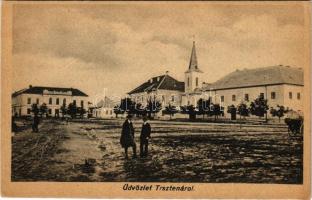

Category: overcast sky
[12, 2, 307, 100]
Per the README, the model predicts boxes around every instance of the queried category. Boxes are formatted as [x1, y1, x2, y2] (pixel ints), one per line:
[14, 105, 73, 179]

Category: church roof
[12, 86, 88, 97]
[128, 74, 184, 95]
[203, 65, 304, 91]
[185, 41, 203, 73]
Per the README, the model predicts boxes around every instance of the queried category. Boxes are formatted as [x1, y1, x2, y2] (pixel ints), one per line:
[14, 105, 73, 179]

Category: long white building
[12, 86, 89, 117]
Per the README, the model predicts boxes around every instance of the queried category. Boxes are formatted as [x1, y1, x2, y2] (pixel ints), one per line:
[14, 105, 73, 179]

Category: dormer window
[157, 77, 160, 82]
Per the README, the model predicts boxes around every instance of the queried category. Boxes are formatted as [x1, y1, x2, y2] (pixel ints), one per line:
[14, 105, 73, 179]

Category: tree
[60, 103, 67, 118]
[237, 103, 249, 120]
[197, 98, 211, 119]
[119, 98, 136, 114]
[211, 103, 222, 121]
[39, 103, 48, 117]
[181, 105, 196, 120]
[227, 105, 237, 120]
[163, 104, 179, 119]
[249, 96, 269, 122]
[145, 98, 162, 119]
[270, 105, 287, 122]
[31, 103, 39, 116]
[113, 105, 125, 118]
[77, 107, 87, 118]
[68, 103, 77, 119]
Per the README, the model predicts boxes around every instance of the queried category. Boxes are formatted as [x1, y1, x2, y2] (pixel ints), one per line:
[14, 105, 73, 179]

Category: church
[128, 41, 304, 116]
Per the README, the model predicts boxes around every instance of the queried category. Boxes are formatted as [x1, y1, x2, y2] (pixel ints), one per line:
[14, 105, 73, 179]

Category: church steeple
[189, 41, 198, 70]
[184, 40, 204, 94]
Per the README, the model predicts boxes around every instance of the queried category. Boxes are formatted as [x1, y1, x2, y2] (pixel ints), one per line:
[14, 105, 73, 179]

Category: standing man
[32, 114, 40, 133]
[140, 116, 151, 157]
[120, 115, 137, 159]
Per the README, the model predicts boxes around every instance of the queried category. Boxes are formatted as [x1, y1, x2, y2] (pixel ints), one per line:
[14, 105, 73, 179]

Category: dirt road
[12, 119, 303, 183]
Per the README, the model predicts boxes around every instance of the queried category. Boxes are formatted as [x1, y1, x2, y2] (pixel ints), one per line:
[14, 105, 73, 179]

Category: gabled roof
[12, 86, 88, 97]
[128, 74, 184, 95]
[203, 65, 304, 91]
[96, 96, 115, 108]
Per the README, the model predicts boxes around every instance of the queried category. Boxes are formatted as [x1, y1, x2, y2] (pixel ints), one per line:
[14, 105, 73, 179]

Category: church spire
[189, 41, 198, 70]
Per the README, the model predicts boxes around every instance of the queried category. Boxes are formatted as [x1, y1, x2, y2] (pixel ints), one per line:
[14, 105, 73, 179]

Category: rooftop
[128, 74, 185, 95]
[12, 86, 88, 97]
[203, 65, 304, 91]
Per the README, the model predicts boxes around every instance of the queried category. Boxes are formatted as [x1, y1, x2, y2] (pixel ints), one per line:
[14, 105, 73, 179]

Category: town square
[10, 3, 305, 184]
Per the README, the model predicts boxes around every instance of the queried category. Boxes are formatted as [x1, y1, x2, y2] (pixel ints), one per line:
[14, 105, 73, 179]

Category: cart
[284, 111, 304, 137]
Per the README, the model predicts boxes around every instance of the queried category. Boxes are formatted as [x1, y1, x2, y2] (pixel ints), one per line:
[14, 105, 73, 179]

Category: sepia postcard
[1, 1, 311, 199]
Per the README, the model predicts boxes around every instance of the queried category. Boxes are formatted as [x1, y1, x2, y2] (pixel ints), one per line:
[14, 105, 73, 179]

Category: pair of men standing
[120, 115, 151, 159]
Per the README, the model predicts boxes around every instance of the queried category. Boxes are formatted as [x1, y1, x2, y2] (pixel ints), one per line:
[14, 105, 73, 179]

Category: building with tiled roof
[12, 85, 89, 117]
[128, 40, 304, 116]
[203, 65, 303, 91]
[128, 72, 185, 107]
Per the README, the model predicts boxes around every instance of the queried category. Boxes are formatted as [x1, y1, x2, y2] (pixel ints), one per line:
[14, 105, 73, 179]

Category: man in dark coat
[140, 116, 151, 157]
[32, 114, 40, 133]
[120, 115, 137, 159]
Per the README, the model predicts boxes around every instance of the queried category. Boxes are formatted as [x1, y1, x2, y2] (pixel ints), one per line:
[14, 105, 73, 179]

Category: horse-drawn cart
[284, 111, 303, 137]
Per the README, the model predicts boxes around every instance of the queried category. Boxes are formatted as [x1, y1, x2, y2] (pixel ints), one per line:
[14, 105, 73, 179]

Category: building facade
[128, 41, 304, 117]
[93, 97, 115, 119]
[128, 73, 185, 108]
[12, 86, 89, 117]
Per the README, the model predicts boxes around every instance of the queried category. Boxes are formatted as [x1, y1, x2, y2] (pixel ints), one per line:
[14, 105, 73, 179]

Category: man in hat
[120, 114, 137, 159]
[140, 116, 151, 157]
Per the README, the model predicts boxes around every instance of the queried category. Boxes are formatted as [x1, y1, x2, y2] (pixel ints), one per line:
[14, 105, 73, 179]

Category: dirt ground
[11, 118, 303, 183]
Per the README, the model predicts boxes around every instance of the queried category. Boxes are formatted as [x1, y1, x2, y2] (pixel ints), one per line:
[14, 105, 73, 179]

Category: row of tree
[114, 96, 287, 122]
[114, 98, 162, 118]
[31, 102, 86, 118]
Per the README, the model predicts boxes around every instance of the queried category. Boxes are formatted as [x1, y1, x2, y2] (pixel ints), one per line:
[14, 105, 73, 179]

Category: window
[244, 94, 249, 101]
[232, 95, 236, 102]
[297, 93, 301, 100]
[36, 98, 39, 104]
[187, 101, 190, 105]
[260, 93, 264, 99]
[187, 77, 190, 87]
[55, 109, 59, 116]
[220, 96, 224, 102]
[73, 100, 76, 105]
[27, 109, 31, 114]
[56, 98, 59, 105]
[271, 92, 276, 99]
[48, 109, 52, 114]
[27, 98, 31, 104]
[106, 110, 108, 115]
[49, 98, 52, 105]
[196, 77, 199, 87]
[63, 98, 66, 105]
[171, 95, 175, 102]
[289, 92, 293, 99]
[110, 110, 113, 115]
[81, 100, 84, 108]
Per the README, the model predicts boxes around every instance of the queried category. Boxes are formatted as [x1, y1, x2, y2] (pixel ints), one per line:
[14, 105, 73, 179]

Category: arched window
[49, 98, 52, 105]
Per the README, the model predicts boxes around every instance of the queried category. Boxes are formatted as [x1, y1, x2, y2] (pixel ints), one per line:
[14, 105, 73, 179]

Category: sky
[12, 2, 307, 101]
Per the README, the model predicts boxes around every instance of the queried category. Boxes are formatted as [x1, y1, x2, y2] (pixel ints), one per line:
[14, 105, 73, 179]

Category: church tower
[184, 41, 203, 93]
